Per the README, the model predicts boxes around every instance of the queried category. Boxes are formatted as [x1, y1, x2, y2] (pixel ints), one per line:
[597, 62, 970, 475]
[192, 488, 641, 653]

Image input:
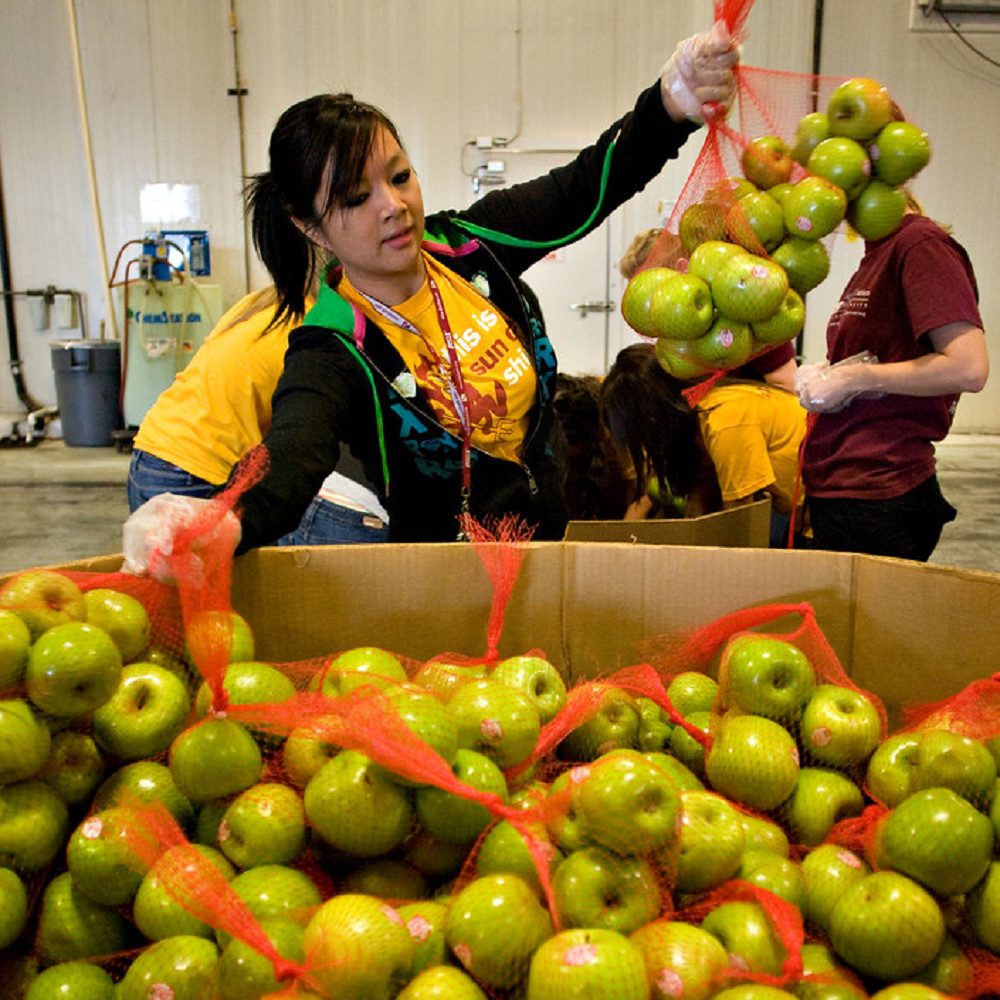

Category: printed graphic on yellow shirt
[342, 256, 537, 465]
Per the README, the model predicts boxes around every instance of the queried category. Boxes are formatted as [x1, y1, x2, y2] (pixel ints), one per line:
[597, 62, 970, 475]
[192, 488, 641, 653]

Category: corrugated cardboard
[7, 543, 1000, 728]
[563, 498, 771, 548]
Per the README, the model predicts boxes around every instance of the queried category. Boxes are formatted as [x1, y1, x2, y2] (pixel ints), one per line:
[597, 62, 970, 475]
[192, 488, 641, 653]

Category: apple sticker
[656, 968, 685, 997]
[407, 914, 433, 942]
[82, 816, 103, 839]
[796, 216, 813, 232]
[148, 986, 174, 1000]
[564, 943, 599, 966]
[480, 718, 503, 740]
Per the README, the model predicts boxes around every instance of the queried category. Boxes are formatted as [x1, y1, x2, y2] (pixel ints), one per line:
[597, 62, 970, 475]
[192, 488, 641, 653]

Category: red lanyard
[358, 274, 473, 536]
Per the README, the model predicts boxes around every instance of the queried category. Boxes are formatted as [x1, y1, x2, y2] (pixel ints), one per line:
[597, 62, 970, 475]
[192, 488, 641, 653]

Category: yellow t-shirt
[339, 255, 537, 465]
[133, 289, 299, 485]
[695, 382, 807, 515]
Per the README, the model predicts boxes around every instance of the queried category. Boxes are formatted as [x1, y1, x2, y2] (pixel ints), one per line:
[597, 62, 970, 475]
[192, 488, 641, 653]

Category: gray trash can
[50, 340, 123, 447]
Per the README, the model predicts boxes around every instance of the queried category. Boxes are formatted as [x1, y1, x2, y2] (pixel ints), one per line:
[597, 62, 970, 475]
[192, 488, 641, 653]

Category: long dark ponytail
[245, 94, 404, 330]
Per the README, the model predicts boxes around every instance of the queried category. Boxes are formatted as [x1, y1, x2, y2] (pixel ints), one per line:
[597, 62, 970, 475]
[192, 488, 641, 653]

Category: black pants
[807, 475, 957, 562]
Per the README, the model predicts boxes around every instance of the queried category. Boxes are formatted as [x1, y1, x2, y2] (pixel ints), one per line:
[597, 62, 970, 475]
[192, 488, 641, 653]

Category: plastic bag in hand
[795, 351, 884, 414]
[660, 20, 739, 123]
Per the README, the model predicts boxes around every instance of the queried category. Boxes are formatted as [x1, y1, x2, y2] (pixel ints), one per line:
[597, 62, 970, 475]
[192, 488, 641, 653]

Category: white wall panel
[1, 0, 997, 432]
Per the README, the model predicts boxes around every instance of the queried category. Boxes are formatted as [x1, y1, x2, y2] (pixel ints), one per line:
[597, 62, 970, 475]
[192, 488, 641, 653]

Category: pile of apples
[622, 76, 931, 381]
[2, 566, 998, 1000]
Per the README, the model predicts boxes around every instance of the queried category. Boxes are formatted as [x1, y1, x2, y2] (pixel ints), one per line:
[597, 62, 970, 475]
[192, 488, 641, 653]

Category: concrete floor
[1, 434, 999, 576]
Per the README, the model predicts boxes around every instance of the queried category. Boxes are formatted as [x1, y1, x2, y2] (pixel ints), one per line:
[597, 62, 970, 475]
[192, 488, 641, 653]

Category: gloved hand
[660, 20, 740, 124]
[795, 352, 885, 414]
[122, 493, 241, 584]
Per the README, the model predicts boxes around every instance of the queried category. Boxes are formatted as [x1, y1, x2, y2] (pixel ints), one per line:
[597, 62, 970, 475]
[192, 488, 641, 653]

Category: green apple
[742, 135, 795, 190]
[184, 608, 255, 668]
[316, 643, 409, 696]
[778, 767, 864, 846]
[343, 857, 429, 901]
[710, 254, 789, 325]
[445, 873, 554, 989]
[545, 768, 591, 853]
[92, 759, 195, 831]
[687, 239, 748, 291]
[706, 176, 758, 204]
[870, 121, 931, 185]
[741, 813, 790, 857]
[26, 621, 122, 718]
[215, 916, 304, 1000]
[868, 986, 953, 1000]
[800, 684, 881, 768]
[35, 870, 132, 962]
[218, 780, 306, 868]
[807, 137, 872, 200]
[772, 236, 831, 295]
[396, 898, 451, 975]
[116, 934, 219, 1000]
[412, 658, 488, 701]
[304, 748, 413, 857]
[875, 786, 994, 897]
[795, 941, 868, 1000]
[966, 860, 1000, 953]
[303, 893, 414, 1000]
[0, 609, 31, 687]
[398, 965, 488, 1000]
[415, 747, 508, 844]
[195, 659, 296, 718]
[450, 678, 539, 771]
[667, 671, 719, 717]
[636, 698, 673, 753]
[913, 728, 997, 808]
[827, 77, 893, 142]
[0, 779, 70, 871]
[792, 111, 831, 165]
[93, 661, 191, 760]
[629, 919, 729, 1000]
[689, 315, 754, 372]
[648, 271, 716, 340]
[492, 654, 567, 726]
[169, 716, 263, 803]
[404, 828, 470, 881]
[83, 587, 151, 662]
[752, 288, 805, 347]
[224, 862, 323, 932]
[39, 730, 105, 807]
[552, 844, 661, 935]
[909, 933, 975, 996]
[0, 865, 28, 949]
[828, 871, 945, 981]
[700, 900, 787, 976]
[24, 961, 116, 1000]
[0, 568, 87, 640]
[705, 713, 800, 812]
[655, 336, 713, 381]
[280, 715, 340, 788]
[674, 789, 745, 894]
[847, 179, 906, 240]
[574, 748, 683, 856]
[526, 927, 648, 1000]
[66, 806, 147, 906]
[0, 699, 51, 784]
[678, 202, 728, 254]
[371, 681, 460, 786]
[737, 849, 807, 912]
[783, 176, 847, 240]
[622, 266, 673, 337]
[720, 635, 816, 723]
[727, 190, 786, 254]
[132, 842, 235, 941]
[476, 815, 564, 895]
[644, 750, 704, 791]
[865, 731, 921, 807]
[669, 710, 712, 779]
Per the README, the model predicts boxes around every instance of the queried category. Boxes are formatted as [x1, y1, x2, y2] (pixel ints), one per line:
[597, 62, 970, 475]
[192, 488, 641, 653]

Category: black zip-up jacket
[233, 81, 698, 550]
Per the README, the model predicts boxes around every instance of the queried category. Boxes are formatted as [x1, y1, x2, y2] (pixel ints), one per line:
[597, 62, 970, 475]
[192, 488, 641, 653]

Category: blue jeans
[127, 450, 387, 546]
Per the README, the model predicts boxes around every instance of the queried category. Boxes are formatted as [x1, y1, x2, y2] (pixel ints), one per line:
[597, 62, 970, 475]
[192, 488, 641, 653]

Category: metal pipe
[229, 0, 251, 295]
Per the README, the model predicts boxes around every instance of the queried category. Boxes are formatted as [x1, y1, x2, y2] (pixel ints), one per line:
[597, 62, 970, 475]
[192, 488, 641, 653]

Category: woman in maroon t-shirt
[798, 193, 988, 561]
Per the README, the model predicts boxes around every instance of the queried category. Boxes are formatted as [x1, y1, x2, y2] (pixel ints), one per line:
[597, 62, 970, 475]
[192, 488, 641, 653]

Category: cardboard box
[27, 542, 1000, 730]
[564, 498, 771, 548]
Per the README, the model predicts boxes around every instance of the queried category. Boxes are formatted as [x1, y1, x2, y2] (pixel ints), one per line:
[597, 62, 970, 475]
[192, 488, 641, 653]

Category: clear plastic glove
[795, 351, 885, 414]
[659, 20, 740, 124]
[122, 493, 241, 584]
